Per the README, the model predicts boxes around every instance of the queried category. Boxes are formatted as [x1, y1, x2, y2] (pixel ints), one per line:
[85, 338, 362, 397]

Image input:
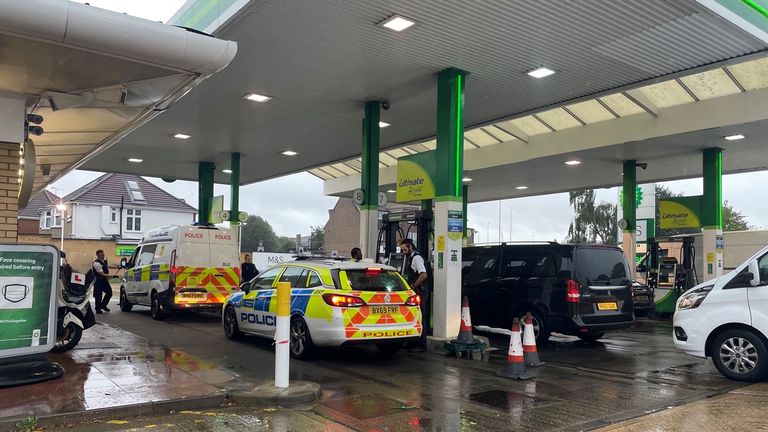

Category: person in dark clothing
[400, 238, 430, 352]
[241, 254, 259, 284]
[92, 249, 112, 313]
[350, 247, 363, 262]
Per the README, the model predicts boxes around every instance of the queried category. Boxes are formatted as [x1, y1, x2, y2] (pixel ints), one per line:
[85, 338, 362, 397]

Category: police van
[223, 260, 422, 359]
[119, 225, 240, 320]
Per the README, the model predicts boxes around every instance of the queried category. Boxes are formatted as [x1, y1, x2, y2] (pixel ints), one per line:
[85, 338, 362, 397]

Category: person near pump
[92, 249, 112, 313]
[241, 254, 259, 284]
[350, 247, 363, 262]
[400, 238, 429, 352]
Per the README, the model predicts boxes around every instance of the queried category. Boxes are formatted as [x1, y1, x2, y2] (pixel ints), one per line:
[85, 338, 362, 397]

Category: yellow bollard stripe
[276, 281, 291, 317]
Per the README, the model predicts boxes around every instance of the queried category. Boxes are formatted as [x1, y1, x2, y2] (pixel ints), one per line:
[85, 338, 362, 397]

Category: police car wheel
[119, 289, 133, 312]
[151, 292, 165, 321]
[290, 317, 314, 359]
[224, 306, 243, 340]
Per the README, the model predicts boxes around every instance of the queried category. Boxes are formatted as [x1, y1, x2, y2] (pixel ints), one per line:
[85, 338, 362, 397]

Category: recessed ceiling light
[462, 177, 472, 182]
[387, 189, 396, 193]
[515, 186, 528, 190]
[527, 67, 556, 79]
[173, 133, 191, 140]
[222, 169, 233, 174]
[564, 160, 582, 166]
[128, 158, 143, 163]
[281, 150, 298, 156]
[724, 134, 745, 141]
[379, 14, 417, 32]
[379, 121, 391, 128]
[243, 93, 273, 103]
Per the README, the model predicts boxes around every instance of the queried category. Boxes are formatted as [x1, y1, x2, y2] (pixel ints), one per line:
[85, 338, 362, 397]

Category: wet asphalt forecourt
[87, 304, 745, 432]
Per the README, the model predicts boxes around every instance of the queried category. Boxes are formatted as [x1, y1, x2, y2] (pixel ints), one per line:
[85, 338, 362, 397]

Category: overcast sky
[54, 1, 768, 239]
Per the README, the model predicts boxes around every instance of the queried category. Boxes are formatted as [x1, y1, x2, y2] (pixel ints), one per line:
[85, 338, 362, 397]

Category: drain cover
[321, 394, 413, 419]
[468, 389, 538, 411]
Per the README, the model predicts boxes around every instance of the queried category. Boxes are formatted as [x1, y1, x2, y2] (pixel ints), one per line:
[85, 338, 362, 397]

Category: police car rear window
[343, 270, 407, 292]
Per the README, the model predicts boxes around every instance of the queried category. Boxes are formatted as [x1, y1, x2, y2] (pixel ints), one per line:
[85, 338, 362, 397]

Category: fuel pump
[642, 236, 698, 316]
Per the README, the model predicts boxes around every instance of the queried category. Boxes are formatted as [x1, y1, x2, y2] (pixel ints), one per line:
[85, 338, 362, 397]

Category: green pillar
[229, 152, 240, 223]
[435, 68, 466, 200]
[198, 162, 215, 224]
[622, 160, 637, 233]
[702, 148, 723, 230]
[360, 101, 381, 259]
[462, 185, 468, 238]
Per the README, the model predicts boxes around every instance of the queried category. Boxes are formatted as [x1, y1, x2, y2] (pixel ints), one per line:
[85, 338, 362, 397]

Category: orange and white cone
[522, 312, 544, 366]
[497, 317, 535, 380]
[455, 296, 479, 344]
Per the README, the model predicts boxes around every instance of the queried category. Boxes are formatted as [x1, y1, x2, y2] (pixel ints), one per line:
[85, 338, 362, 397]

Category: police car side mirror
[240, 282, 250, 294]
[120, 258, 128, 269]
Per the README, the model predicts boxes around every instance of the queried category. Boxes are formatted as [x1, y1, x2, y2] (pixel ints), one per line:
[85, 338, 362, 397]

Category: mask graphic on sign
[3, 284, 29, 303]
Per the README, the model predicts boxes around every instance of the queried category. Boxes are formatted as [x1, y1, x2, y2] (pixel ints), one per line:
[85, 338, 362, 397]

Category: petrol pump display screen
[388, 253, 405, 275]
[0, 244, 59, 358]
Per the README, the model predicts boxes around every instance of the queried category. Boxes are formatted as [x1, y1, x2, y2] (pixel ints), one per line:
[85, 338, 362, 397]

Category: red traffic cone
[522, 312, 544, 366]
[455, 296, 479, 344]
[497, 318, 535, 380]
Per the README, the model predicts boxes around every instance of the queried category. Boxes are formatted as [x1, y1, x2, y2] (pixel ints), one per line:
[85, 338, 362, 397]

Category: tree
[723, 200, 749, 231]
[310, 226, 325, 254]
[240, 216, 278, 252]
[566, 190, 618, 245]
[277, 236, 296, 253]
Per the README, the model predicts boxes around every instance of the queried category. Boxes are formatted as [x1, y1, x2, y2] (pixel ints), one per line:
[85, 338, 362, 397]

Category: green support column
[622, 160, 637, 276]
[359, 101, 381, 259]
[229, 152, 240, 223]
[462, 185, 468, 239]
[433, 67, 467, 340]
[702, 148, 723, 280]
[198, 162, 215, 224]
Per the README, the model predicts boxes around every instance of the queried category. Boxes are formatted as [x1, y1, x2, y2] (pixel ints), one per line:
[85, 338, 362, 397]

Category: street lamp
[55, 202, 67, 255]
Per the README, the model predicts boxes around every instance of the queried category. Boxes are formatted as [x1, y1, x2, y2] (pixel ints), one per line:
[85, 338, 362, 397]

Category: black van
[462, 243, 634, 343]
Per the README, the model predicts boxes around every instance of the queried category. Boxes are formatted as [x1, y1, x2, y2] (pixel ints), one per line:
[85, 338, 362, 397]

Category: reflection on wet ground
[0, 323, 234, 420]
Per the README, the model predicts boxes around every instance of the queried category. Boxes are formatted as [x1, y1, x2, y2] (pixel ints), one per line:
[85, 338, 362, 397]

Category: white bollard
[274, 281, 291, 388]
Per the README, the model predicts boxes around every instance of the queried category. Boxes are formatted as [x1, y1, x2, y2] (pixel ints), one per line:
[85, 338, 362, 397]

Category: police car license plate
[597, 302, 618, 311]
[180, 292, 207, 300]
[371, 306, 399, 315]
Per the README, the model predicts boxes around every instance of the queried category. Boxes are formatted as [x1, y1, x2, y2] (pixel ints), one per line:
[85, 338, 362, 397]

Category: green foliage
[15, 416, 38, 432]
[566, 190, 618, 245]
[240, 216, 278, 252]
[277, 236, 296, 253]
[310, 226, 325, 254]
[723, 200, 749, 231]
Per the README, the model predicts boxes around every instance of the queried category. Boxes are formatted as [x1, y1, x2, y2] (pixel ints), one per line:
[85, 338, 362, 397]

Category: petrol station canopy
[10, 0, 768, 202]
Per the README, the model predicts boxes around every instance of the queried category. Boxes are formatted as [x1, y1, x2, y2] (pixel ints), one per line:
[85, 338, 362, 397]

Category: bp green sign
[0, 244, 58, 358]
[396, 151, 436, 202]
[660, 196, 703, 229]
[115, 245, 136, 256]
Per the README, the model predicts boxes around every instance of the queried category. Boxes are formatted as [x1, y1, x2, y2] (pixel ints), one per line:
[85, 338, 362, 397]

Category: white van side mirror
[748, 260, 761, 287]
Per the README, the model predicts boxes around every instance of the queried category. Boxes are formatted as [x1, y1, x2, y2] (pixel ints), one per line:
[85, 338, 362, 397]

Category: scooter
[51, 256, 97, 353]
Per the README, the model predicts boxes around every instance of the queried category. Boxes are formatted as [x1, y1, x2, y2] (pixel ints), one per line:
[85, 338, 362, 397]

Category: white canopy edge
[0, 0, 237, 75]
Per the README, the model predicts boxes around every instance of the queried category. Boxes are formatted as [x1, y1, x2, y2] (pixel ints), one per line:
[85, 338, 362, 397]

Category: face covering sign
[0, 245, 58, 358]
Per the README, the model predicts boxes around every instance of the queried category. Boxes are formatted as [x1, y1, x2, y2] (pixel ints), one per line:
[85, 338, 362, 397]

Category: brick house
[18, 173, 196, 270]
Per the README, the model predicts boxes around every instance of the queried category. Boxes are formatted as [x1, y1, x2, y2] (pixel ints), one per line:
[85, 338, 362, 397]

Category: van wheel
[119, 288, 133, 312]
[519, 310, 550, 345]
[290, 316, 314, 360]
[711, 329, 768, 382]
[223, 306, 243, 340]
[151, 292, 165, 321]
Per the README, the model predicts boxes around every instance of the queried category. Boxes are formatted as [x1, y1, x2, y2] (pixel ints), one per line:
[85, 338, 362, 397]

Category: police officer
[241, 254, 259, 283]
[350, 247, 363, 262]
[399, 238, 429, 352]
[92, 249, 112, 313]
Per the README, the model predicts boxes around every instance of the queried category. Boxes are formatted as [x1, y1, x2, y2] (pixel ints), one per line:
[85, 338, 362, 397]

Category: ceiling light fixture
[527, 67, 556, 79]
[462, 177, 472, 182]
[515, 186, 528, 190]
[387, 189, 396, 193]
[128, 158, 143, 163]
[379, 121, 391, 128]
[564, 160, 582, 166]
[243, 93, 273, 103]
[379, 14, 417, 32]
[724, 134, 745, 141]
[281, 150, 298, 156]
[173, 133, 191, 140]
[222, 169, 233, 174]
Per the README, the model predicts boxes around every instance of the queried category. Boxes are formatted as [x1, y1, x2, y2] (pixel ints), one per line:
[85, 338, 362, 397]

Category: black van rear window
[576, 248, 629, 286]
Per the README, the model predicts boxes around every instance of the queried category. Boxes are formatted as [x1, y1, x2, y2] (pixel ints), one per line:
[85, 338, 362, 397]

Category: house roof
[18, 190, 60, 219]
[62, 173, 196, 212]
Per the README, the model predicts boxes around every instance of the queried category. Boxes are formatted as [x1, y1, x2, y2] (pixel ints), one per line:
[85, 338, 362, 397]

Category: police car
[222, 260, 422, 358]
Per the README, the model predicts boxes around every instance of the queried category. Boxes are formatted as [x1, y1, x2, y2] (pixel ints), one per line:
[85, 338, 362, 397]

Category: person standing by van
[92, 249, 112, 313]
[241, 254, 258, 284]
[350, 247, 363, 262]
[400, 238, 429, 352]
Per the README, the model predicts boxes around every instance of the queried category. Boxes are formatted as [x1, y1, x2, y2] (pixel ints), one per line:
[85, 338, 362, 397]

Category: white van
[673, 245, 768, 381]
[118, 225, 241, 320]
